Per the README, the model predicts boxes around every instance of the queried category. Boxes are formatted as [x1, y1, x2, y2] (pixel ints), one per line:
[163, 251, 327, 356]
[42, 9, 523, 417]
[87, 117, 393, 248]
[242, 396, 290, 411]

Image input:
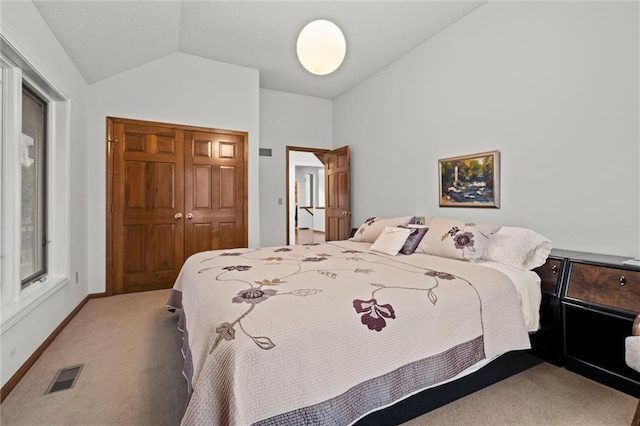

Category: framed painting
[438, 150, 500, 208]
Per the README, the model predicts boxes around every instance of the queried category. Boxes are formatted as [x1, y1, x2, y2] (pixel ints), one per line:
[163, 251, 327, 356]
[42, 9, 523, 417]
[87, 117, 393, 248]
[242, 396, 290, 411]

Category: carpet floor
[0, 289, 637, 425]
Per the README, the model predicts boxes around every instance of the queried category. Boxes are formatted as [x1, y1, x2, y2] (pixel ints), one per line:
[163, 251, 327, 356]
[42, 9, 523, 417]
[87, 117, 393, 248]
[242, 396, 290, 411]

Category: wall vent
[259, 148, 272, 157]
[45, 364, 83, 394]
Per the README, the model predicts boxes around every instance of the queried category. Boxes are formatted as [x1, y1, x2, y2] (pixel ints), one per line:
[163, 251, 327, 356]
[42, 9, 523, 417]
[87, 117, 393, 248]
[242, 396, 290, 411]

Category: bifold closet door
[184, 131, 246, 259]
[109, 118, 248, 295]
[112, 122, 185, 294]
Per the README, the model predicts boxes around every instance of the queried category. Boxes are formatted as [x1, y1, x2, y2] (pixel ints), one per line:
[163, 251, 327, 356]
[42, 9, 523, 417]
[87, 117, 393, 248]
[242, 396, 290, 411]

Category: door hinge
[108, 139, 118, 148]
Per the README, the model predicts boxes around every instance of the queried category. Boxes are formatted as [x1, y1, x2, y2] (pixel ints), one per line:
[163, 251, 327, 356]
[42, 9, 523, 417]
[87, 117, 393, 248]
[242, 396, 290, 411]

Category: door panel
[194, 223, 213, 253]
[154, 163, 176, 209]
[220, 222, 237, 249]
[113, 122, 185, 294]
[123, 225, 145, 274]
[220, 166, 236, 208]
[184, 131, 246, 259]
[124, 162, 146, 209]
[194, 166, 212, 209]
[155, 224, 177, 271]
[325, 146, 351, 241]
[156, 135, 176, 154]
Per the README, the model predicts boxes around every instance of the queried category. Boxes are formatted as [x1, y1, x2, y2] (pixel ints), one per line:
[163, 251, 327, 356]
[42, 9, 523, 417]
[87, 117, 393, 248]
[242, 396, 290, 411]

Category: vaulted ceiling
[33, 1, 485, 99]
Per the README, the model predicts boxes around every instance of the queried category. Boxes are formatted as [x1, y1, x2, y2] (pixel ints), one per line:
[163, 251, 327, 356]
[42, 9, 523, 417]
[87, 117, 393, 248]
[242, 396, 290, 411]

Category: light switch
[278, 198, 283, 205]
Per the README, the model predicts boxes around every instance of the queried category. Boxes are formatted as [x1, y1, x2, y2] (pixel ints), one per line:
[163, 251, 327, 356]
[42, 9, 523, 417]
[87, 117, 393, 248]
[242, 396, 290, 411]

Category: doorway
[290, 150, 326, 245]
[285, 146, 351, 245]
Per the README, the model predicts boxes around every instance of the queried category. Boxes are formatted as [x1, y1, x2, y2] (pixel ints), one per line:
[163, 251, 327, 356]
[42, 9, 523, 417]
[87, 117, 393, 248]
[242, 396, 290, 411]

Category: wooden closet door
[184, 131, 246, 259]
[112, 122, 185, 293]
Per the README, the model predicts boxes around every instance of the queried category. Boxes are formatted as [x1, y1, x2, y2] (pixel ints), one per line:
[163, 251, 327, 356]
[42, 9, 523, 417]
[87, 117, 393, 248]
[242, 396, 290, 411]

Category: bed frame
[356, 350, 542, 425]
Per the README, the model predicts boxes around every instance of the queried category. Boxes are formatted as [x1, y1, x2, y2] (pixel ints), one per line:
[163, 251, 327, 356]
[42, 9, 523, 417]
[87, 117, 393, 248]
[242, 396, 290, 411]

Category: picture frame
[438, 150, 500, 208]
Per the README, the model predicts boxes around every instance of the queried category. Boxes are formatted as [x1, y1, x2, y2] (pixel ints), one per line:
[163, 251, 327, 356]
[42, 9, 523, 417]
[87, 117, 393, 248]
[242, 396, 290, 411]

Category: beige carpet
[1, 289, 637, 425]
[1, 290, 187, 426]
[403, 362, 637, 426]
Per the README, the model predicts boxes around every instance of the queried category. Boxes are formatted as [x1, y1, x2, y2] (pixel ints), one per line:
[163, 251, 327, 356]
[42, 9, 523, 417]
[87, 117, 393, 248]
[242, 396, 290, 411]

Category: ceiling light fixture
[296, 19, 346, 76]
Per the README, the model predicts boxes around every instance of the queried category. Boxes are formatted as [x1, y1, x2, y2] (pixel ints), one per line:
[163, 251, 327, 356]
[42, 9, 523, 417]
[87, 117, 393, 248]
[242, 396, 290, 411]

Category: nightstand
[531, 252, 568, 365]
[561, 252, 640, 397]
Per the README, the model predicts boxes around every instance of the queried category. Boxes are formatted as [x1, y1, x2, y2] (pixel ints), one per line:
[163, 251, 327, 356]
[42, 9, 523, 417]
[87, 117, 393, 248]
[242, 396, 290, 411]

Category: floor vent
[45, 365, 83, 394]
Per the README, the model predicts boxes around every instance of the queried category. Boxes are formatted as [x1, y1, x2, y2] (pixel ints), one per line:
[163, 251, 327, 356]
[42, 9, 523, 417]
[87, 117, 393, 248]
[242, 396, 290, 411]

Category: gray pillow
[398, 226, 429, 255]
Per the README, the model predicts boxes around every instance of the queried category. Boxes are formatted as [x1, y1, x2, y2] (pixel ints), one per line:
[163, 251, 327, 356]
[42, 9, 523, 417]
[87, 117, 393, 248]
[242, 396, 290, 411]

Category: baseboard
[0, 292, 105, 401]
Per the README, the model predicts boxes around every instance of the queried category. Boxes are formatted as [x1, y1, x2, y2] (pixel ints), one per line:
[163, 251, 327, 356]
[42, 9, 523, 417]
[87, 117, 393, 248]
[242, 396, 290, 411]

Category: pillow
[369, 227, 412, 256]
[350, 216, 413, 243]
[485, 226, 552, 270]
[415, 217, 501, 262]
[398, 226, 429, 255]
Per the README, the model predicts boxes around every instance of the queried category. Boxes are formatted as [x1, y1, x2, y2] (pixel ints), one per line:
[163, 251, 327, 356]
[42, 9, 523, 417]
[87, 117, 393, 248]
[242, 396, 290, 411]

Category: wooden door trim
[106, 116, 249, 296]
[285, 146, 331, 245]
[107, 116, 249, 137]
[106, 119, 115, 296]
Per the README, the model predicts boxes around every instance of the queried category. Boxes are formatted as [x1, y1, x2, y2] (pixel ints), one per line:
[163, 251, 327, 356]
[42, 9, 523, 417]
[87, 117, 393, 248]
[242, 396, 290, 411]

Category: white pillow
[415, 217, 501, 262]
[350, 216, 413, 243]
[369, 227, 412, 256]
[485, 226, 552, 270]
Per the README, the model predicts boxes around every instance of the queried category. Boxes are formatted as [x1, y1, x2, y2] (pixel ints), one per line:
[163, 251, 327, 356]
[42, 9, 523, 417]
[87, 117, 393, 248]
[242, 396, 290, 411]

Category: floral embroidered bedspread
[167, 240, 531, 425]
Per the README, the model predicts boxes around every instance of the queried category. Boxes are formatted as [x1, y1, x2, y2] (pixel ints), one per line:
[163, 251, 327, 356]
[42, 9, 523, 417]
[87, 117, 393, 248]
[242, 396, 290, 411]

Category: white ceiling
[33, 1, 485, 99]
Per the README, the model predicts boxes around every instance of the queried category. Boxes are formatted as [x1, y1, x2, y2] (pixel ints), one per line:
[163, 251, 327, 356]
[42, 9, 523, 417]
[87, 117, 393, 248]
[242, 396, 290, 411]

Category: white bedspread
[475, 260, 542, 332]
[168, 241, 534, 425]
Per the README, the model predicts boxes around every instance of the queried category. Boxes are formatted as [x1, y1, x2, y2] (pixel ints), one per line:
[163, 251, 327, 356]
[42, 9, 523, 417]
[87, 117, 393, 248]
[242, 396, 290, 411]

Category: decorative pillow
[369, 226, 412, 256]
[485, 226, 552, 270]
[415, 217, 501, 262]
[350, 216, 413, 243]
[398, 226, 429, 255]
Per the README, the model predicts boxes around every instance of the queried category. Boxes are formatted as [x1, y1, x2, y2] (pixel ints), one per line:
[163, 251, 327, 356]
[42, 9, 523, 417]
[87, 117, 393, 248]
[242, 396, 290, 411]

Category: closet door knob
[186, 213, 193, 220]
[175, 213, 183, 220]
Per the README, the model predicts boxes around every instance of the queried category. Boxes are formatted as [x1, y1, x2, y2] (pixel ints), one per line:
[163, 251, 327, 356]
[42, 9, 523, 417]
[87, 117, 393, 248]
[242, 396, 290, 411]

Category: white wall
[86, 52, 260, 294]
[313, 208, 325, 233]
[333, 1, 639, 257]
[259, 89, 332, 247]
[1, 1, 89, 386]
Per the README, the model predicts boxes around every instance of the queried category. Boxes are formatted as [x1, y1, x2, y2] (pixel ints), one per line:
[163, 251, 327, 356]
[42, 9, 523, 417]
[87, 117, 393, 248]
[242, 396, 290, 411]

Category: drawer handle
[552, 264, 558, 274]
[619, 275, 626, 286]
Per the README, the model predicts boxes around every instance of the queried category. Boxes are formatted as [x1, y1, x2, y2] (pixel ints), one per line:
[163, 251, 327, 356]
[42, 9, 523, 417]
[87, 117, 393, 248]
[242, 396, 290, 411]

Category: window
[1, 33, 70, 328]
[20, 86, 47, 286]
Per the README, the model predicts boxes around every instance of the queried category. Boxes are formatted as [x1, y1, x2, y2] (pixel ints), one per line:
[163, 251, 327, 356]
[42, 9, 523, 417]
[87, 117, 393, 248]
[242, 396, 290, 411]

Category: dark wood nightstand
[531, 252, 568, 365]
[561, 252, 640, 397]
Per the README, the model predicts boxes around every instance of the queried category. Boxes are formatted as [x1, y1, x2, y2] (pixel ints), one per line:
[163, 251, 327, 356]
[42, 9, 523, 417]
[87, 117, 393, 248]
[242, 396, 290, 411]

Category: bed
[167, 234, 543, 425]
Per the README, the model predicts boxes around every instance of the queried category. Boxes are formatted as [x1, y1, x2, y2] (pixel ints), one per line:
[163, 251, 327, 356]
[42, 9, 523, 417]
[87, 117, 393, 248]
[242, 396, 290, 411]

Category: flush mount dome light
[296, 19, 346, 75]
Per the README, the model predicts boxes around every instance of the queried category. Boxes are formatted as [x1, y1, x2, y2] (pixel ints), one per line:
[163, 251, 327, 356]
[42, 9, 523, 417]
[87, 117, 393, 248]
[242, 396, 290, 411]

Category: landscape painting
[439, 150, 500, 208]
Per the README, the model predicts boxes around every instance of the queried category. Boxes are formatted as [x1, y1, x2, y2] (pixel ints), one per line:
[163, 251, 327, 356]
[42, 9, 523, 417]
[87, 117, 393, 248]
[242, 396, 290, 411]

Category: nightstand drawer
[534, 258, 563, 294]
[567, 263, 640, 313]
